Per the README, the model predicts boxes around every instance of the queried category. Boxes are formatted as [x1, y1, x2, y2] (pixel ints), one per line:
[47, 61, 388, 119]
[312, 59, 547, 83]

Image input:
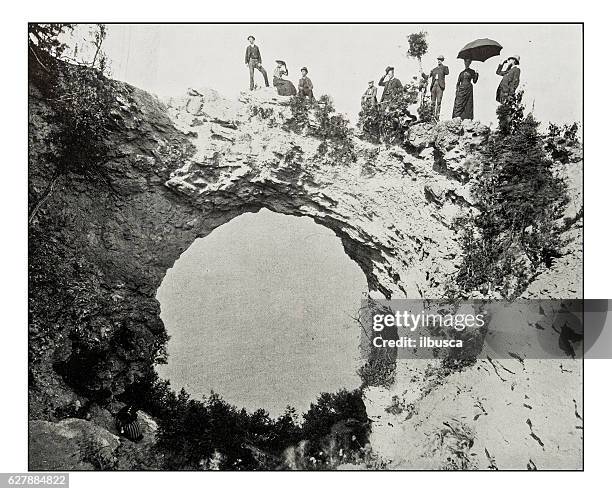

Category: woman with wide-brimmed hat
[272, 60, 297, 96]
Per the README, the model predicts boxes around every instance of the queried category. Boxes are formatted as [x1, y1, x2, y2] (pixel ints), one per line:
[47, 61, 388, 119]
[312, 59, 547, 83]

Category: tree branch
[29, 171, 62, 224]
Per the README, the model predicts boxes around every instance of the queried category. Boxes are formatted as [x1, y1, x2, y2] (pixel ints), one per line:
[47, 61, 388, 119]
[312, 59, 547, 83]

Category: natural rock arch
[29, 81, 583, 470]
[30, 82, 479, 401]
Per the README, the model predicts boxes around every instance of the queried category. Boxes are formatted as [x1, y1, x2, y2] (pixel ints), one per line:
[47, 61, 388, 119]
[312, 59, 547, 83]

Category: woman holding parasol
[452, 59, 479, 120]
[452, 38, 503, 120]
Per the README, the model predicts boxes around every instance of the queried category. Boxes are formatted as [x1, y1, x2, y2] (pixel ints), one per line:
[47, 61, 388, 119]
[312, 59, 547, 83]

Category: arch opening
[155, 208, 368, 416]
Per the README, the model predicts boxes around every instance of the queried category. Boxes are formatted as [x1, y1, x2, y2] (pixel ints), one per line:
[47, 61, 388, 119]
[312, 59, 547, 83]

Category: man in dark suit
[429, 55, 449, 120]
[378, 66, 403, 103]
[496, 55, 521, 103]
[298, 67, 314, 99]
[244, 35, 269, 91]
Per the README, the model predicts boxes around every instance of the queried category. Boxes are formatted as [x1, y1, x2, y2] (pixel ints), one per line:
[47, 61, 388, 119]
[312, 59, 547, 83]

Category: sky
[156, 209, 366, 415]
[67, 23, 582, 127]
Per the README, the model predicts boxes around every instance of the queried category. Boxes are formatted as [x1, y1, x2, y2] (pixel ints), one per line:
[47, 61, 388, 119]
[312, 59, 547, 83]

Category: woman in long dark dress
[273, 60, 297, 96]
[452, 59, 479, 120]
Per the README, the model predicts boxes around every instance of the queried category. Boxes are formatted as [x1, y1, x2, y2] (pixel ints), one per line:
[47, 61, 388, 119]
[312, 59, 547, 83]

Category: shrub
[406, 31, 429, 73]
[28, 24, 75, 61]
[29, 23, 117, 224]
[250, 105, 275, 120]
[283, 95, 313, 134]
[298, 388, 370, 469]
[417, 92, 435, 123]
[358, 102, 382, 143]
[358, 80, 420, 146]
[47, 65, 118, 177]
[313, 95, 355, 164]
[354, 299, 397, 388]
[545, 121, 581, 163]
[548, 122, 579, 143]
[496, 90, 525, 136]
[284, 95, 355, 165]
[454, 96, 569, 298]
[143, 386, 301, 470]
[358, 356, 397, 389]
[121, 371, 370, 470]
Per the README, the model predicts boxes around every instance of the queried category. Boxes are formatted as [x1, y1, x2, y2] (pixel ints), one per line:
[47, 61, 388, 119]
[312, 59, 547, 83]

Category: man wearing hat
[244, 35, 269, 91]
[429, 55, 449, 120]
[496, 55, 521, 103]
[298, 67, 314, 99]
[378, 66, 403, 103]
[361, 80, 378, 108]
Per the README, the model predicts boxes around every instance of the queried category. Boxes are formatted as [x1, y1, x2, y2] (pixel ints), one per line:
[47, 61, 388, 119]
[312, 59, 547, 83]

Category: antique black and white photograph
[24, 21, 585, 473]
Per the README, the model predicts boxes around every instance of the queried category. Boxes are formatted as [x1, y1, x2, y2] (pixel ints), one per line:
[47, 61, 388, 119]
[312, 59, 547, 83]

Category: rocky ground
[28, 82, 583, 470]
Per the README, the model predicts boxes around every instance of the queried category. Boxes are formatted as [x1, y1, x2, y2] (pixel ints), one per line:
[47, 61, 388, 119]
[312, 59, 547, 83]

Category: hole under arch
[155, 207, 368, 416]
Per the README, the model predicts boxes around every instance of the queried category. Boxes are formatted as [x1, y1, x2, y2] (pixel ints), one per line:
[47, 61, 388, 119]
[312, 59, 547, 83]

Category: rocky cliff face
[28, 81, 582, 470]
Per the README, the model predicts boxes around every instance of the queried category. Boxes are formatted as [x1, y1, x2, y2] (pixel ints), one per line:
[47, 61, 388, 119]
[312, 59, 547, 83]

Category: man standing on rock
[378, 66, 403, 104]
[244, 35, 269, 91]
[298, 67, 315, 100]
[496, 55, 521, 103]
[429, 55, 449, 121]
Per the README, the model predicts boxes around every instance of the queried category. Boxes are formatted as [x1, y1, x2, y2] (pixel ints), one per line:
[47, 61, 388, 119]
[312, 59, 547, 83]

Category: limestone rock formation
[28, 78, 582, 470]
[29, 409, 161, 470]
[29, 418, 121, 470]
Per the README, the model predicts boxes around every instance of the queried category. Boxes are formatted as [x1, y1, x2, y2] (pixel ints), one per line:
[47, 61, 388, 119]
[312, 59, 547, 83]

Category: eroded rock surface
[29, 410, 161, 470]
[28, 81, 582, 470]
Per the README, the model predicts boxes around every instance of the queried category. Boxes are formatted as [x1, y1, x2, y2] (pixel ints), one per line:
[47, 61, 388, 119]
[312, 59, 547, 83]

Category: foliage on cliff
[406, 31, 429, 73]
[453, 92, 570, 298]
[29, 23, 117, 224]
[28, 26, 180, 410]
[284, 95, 355, 165]
[544, 121, 580, 164]
[29, 24, 75, 60]
[358, 78, 433, 147]
[122, 372, 369, 470]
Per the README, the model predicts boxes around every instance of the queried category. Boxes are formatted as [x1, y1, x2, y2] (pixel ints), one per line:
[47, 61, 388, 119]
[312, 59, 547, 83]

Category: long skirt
[452, 84, 474, 120]
[273, 77, 297, 96]
[116, 418, 143, 441]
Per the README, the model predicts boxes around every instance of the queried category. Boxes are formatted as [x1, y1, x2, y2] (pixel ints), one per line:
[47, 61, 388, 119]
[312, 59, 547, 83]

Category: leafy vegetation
[358, 77, 434, 146]
[29, 23, 117, 224]
[406, 31, 431, 118]
[358, 85, 416, 145]
[28, 24, 75, 61]
[544, 121, 581, 164]
[121, 371, 370, 470]
[406, 31, 429, 73]
[284, 95, 355, 165]
[354, 299, 397, 388]
[28, 24, 169, 407]
[452, 92, 569, 298]
[358, 31, 433, 146]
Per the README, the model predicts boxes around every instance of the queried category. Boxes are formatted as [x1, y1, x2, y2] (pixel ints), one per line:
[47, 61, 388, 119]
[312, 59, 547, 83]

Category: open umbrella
[457, 38, 503, 62]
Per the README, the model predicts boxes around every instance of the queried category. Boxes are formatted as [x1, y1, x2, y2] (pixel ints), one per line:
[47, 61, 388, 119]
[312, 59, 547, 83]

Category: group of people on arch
[361, 55, 521, 121]
[245, 35, 314, 99]
[244, 35, 521, 122]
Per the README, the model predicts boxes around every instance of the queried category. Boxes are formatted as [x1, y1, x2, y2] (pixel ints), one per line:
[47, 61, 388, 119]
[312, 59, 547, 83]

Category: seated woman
[115, 405, 143, 442]
[273, 60, 297, 96]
